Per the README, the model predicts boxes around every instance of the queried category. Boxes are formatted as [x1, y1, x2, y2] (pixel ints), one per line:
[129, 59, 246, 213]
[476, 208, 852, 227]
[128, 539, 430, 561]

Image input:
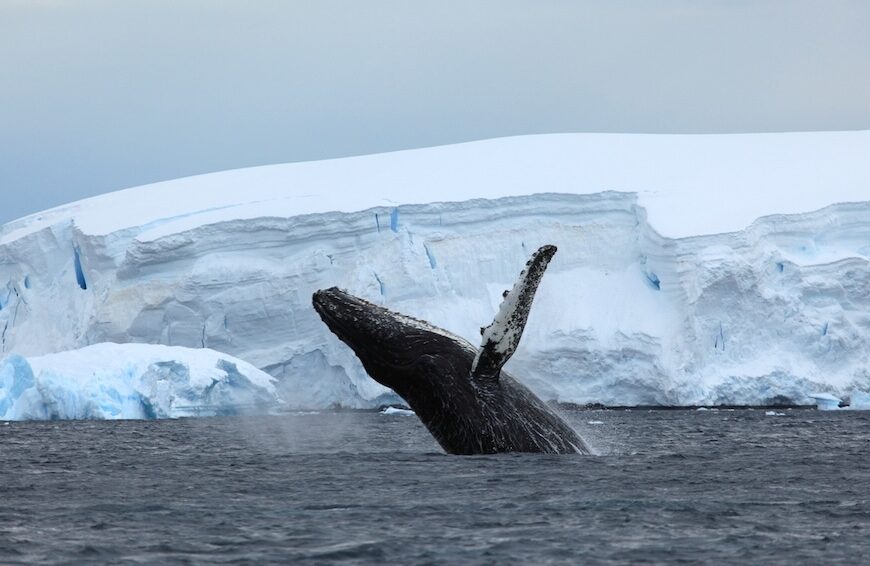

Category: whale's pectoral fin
[471, 245, 557, 383]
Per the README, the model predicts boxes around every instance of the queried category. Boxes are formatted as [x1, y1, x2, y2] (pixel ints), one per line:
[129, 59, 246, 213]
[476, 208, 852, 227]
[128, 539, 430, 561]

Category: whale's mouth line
[313, 287, 478, 356]
[313, 290, 445, 371]
[312, 288, 477, 380]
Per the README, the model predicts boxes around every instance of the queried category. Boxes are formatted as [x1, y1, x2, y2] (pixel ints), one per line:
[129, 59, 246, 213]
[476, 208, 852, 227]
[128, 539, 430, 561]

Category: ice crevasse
[1, 132, 870, 414]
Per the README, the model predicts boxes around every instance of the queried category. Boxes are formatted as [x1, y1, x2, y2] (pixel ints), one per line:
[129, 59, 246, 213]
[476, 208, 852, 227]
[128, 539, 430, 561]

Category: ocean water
[2, 409, 869, 564]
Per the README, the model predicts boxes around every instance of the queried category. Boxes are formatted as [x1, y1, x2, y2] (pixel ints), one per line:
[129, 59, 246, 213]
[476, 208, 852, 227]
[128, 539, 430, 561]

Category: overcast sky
[1, 0, 869, 224]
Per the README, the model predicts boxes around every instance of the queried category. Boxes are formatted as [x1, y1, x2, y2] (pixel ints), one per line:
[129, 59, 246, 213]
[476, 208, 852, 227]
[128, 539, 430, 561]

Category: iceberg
[808, 393, 842, 411]
[1, 132, 870, 409]
[381, 407, 415, 416]
[0, 343, 279, 420]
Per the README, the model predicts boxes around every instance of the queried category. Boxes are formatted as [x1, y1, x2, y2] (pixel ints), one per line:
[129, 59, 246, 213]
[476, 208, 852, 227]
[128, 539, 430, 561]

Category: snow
[0, 343, 280, 420]
[3, 131, 869, 244]
[1, 132, 870, 411]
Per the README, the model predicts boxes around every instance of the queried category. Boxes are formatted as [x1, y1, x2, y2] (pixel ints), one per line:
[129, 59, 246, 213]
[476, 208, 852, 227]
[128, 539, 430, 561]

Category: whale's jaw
[312, 287, 474, 396]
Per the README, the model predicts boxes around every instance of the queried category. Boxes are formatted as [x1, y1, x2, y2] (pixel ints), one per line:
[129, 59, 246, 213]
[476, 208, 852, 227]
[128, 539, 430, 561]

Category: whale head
[312, 287, 476, 400]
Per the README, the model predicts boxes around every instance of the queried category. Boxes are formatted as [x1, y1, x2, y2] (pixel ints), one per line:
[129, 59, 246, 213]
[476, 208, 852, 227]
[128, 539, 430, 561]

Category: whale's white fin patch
[471, 245, 557, 382]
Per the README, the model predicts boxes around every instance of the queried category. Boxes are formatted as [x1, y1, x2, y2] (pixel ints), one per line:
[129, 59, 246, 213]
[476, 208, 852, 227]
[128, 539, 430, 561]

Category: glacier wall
[1, 191, 869, 407]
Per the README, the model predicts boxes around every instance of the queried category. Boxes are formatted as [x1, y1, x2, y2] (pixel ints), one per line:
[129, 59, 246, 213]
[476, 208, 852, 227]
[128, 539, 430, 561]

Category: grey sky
[1, 0, 869, 225]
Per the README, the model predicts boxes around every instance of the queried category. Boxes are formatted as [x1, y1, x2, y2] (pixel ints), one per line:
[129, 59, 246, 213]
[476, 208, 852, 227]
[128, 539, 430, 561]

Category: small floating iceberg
[0, 343, 281, 421]
[808, 392, 842, 411]
[381, 406, 415, 416]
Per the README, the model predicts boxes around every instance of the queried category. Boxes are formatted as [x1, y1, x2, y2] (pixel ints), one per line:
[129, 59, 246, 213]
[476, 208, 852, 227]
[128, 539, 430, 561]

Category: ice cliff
[1, 132, 869, 412]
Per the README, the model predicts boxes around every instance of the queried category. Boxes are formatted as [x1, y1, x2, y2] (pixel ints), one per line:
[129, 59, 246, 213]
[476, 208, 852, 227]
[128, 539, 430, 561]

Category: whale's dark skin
[312, 246, 589, 455]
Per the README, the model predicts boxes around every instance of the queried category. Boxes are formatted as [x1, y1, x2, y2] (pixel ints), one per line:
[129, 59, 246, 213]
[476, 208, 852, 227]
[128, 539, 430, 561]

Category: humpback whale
[312, 245, 588, 455]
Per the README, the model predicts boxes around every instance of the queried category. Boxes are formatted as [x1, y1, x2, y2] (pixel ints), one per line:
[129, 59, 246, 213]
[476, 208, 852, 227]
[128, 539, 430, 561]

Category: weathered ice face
[312, 287, 476, 400]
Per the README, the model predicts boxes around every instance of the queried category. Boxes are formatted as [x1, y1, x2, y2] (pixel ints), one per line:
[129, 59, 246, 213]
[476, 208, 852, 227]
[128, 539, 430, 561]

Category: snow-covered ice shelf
[1, 132, 869, 412]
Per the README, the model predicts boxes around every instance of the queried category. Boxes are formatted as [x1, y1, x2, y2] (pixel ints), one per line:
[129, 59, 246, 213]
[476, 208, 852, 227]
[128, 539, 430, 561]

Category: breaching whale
[312, 245, 588, 455]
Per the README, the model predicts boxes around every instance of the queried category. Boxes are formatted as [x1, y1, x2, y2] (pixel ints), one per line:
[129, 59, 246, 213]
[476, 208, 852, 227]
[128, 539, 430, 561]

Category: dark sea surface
[2, 408, 870, 564]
